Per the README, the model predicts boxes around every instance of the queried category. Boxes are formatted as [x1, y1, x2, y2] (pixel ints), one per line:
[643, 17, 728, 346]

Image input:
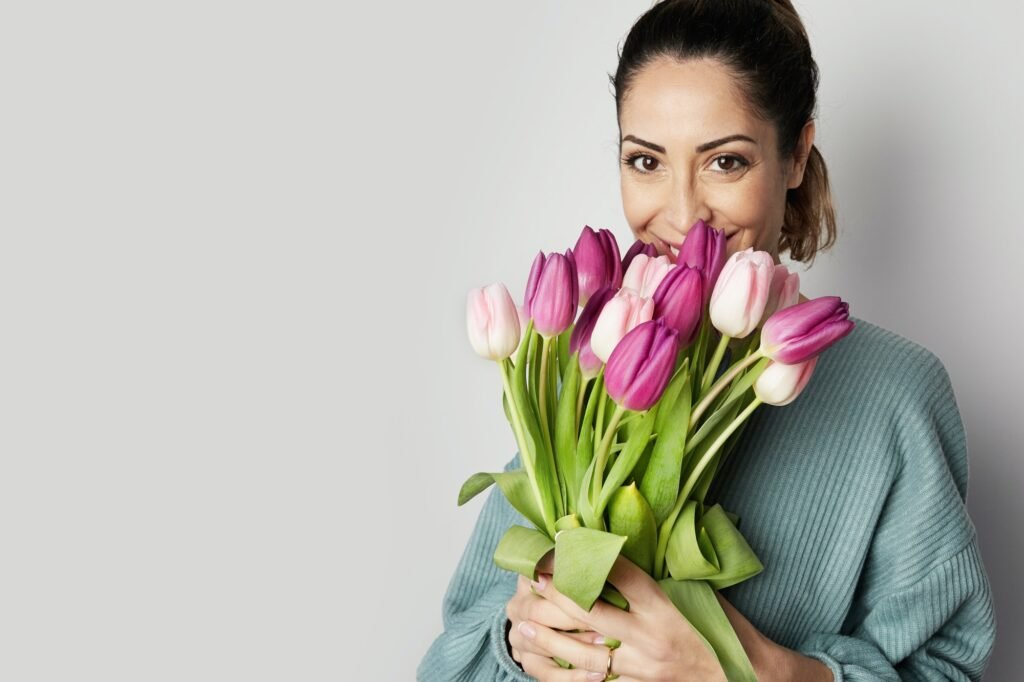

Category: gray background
[1, 1, 1020, 679]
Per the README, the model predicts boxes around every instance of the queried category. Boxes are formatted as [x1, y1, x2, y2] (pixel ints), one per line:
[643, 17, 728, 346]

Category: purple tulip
[676, 219, 727, 305]
[569, 285, 616, 380]
[652, 264, 704, 347]
[524, 249, 579, 338]
[621, 239, 658, 275]
[759, 296, 855, 364]
[604, 318, 680, 412]
[574, 226, 623, 307]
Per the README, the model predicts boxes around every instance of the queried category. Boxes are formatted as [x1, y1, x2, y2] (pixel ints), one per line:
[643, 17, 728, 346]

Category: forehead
[620, 57, 771, 148]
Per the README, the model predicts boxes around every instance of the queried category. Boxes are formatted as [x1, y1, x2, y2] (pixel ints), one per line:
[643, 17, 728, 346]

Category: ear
[786, 119, 816, 190]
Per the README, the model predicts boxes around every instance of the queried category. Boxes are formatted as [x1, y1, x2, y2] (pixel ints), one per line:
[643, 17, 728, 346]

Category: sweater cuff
[490, 604, 537, 681]
[793, 638, 845, 682]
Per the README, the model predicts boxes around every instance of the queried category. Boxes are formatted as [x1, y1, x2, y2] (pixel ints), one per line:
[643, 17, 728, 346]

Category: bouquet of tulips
[460, 220, 854, 681]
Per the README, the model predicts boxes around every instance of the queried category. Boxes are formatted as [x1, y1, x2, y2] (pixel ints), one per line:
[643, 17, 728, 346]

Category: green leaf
[657, 578, 759, 682]
[606, 483, 657, 575]
[555, 352, 582, 513]
[557, 324, 573, 382]
[666, 500, 721, 580]
[701, 504, 764, 590]
[457, 472, 497, 506]
[555, 513, 582, 532]
[553, 527, 627, 611]
[595, 405, 659, 517]
[641, 371, 693, 525]
[493, 525, 555, 581]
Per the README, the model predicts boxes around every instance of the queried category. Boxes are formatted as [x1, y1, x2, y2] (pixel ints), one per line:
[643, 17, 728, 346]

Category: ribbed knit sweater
[418, 316, 997, 681]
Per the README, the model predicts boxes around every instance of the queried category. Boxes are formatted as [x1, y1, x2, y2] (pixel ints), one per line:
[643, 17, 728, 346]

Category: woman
[419, 1, 997, 680]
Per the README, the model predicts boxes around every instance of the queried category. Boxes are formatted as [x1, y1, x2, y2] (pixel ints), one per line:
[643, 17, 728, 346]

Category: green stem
[700, 332, 732, 396]
[654, 396, 763, 578]
[575, 376, 591, 434]
[500, 358, 555, 537]
[591, 403, 627, 504]
[689, 350, 764, 429]
[538, 336, 552, 448]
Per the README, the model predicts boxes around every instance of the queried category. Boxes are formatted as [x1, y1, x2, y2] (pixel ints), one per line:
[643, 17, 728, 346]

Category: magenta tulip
[524, 249, 579, 338]
[466, 283, 522, 360]
[759, 296, 855, 364]
[590, 288, 656, 364]
[676, 219, 727, 304]
[754, 356, 818, 406]
[574, 226, 623, 307]
[604, 318, 680, 411]
[652, 264, 704, 347]
[569, 285, 616, 380]
[623, 253, 674, 299]
[621, 239, 658, 274]
[709, 248, 775, 338]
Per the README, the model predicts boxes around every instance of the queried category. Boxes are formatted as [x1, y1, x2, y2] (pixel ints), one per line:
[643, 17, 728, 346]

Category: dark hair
[610, 0, 837, 265]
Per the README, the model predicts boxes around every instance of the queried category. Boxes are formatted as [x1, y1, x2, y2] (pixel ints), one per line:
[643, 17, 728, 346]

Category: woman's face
[618, 57, 814, 264]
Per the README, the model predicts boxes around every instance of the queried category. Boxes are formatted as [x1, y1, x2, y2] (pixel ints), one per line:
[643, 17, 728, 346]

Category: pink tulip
[708, 248, 775, 338]
[754, 356, 818, 406]
[621, 239, 658, 275]
[604, 318, 680, 411]
[524, 249, 579, 338]
[466, 283, 522, 360]
[622, 253, 674, 299]
[574, 226, 623, 307]
[760, 265, 801, 326]
[652, 264, 704, 347]
[569, 285, 616, 380]
[676, 219, 727, 305]
[590, 288, 655, 363]
[760, 295, 855, 364]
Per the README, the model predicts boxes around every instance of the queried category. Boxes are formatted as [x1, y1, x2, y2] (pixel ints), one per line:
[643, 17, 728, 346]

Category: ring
[605, 645, 615, 679]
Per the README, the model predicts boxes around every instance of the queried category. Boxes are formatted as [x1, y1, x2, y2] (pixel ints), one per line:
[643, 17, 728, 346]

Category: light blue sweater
[419, 316, 997, 681]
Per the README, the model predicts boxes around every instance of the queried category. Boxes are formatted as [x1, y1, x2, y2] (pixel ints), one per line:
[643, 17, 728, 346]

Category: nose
[665, 181, 712, 239]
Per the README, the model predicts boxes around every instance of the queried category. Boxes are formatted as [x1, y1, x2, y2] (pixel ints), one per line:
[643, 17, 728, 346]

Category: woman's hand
[506, 551, 613, 680]
[513, 552, 733, 682]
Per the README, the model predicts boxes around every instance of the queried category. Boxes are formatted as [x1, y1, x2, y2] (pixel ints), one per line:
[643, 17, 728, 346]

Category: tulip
[621, 239, 658, 274]
[569, 285, 616, 380]
[676, 219, 727, 303]
[754, 356, 818, 406]
[466, 283, 522, 360]
[708, 248, 775, 338]
[524, 249, 579, 338]
[760, 265, 801, 326]
[760, 295, 855, 365]
[604, 318, 680, 411]
[652, 264, 704, 347]
[623, 253, 674, 299]
[574, 226, 623, 307]
[590, 288, 656, 364]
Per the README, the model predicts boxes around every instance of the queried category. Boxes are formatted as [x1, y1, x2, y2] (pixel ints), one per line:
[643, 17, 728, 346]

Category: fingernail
[587, 673, 605, 681]
[518, 621, 536, 639]
[593, 635, 605, 645]
[531, 574, 548, 591]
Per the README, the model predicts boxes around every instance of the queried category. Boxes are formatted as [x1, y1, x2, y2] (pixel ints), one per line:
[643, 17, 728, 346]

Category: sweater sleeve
[794, 356, 997, 681]
[417, 452, 539, 682]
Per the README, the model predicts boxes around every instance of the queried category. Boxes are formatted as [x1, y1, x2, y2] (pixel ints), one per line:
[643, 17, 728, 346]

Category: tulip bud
[604, 319, 680, 411]
[466, 283, 522, 360]
[759, 296, 855, 365]
[590, 287, 656, 364]
[621, 239, 658, 275]
[569, 285, 616, 380]
[651, 264, 704, 347]
[709, 248, 775, 338]
[760, 265, 801, 326]
[754, 356, 818, 406]
[574, 225, 623, 307]
[524, 249, 579, 338]
[676, 219, 727, 304]
[622, 253, 674, 299]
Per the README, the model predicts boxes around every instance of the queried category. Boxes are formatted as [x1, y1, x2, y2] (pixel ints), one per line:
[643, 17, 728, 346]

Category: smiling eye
[711, 154, 750, 174]
[621, 152, 660, 174]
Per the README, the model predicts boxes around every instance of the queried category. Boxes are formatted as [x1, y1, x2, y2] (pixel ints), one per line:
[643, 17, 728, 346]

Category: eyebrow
[621, 134, 758, 154]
